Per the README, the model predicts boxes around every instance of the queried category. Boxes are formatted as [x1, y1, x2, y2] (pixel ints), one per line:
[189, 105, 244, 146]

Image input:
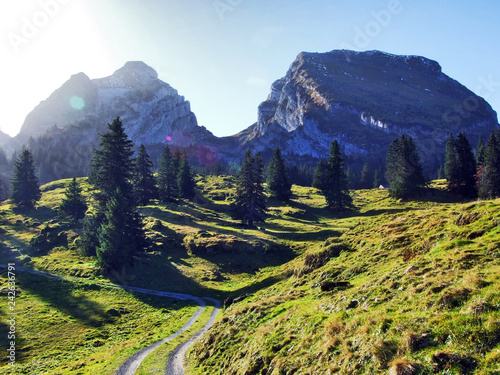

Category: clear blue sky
[1, 0, 499, 137]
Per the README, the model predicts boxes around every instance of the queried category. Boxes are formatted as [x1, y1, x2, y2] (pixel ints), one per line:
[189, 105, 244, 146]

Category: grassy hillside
[0, 176, 499, 374]
[189, 184, 500, 374]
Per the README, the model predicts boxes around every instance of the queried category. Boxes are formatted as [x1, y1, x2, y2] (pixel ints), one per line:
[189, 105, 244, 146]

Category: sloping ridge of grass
[189, 198, 500, 374]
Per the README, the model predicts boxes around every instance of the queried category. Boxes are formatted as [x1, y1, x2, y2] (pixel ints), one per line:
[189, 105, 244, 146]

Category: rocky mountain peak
[247, 49, 498, 167]
[96, 61, 160, 89]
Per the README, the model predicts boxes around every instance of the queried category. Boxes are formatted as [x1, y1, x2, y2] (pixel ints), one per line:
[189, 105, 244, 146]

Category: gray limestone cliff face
[248, 50, 498, 160]
[16, 61, 215, 149]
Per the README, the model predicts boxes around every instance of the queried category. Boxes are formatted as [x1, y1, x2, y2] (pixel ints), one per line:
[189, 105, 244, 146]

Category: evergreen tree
[444, 134, 460, 187]
[360, 162, 371, 189]
[96, 188, 147, 271]
[157, 146, 178, 202]
[80, 212, 104, 257]
[89, 117, 135, 207]
[231, 150, 267, 226]
[9, 148, 41, 208]
[385, 135, 425, 199]
[266, 146, 292, 201]
[445, 132, 476, 198]
[321, 140, 352, 210]
[455, 132, 477, 198]
[58, 177, 87, 223]
[173, 148, 182, 175]
[83, 117, 148, 268]
[479, 132, 500, 199]
[476, 134, 486, 166]
[133, 144, 157, 206]
[177, 149, 196, 199]
[313, 158, 328, 191]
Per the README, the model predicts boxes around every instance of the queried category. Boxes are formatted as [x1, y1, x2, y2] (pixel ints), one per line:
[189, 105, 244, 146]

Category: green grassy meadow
[0, 176, 499, 374]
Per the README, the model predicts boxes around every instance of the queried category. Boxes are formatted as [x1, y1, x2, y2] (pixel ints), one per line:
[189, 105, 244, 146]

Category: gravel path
[164, 298, 221, 375]
[114, 304, 206, 375]
[0, 265, 220, 375]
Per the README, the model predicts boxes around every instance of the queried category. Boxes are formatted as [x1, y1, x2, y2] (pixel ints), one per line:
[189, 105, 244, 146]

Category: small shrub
[432, 352, 477, 374]
[438, 288, 472, 309]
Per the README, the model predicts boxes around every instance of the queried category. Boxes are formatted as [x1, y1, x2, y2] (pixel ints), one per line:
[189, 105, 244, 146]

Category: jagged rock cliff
[17, 61, 216, 148]
[243, 50, 498, 164]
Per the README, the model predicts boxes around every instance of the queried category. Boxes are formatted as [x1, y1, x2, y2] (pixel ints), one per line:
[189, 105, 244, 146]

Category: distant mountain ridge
[2, 51, 498, 183]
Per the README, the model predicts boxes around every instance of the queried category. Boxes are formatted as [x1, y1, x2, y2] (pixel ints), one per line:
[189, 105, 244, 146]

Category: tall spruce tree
[177, 149, 196, 199]
[58, 177, 87, 223]
[385, 135, 425, 199]
[9, 148, 41, 208]
[133, 144, 157, 206]
[445, 132, 476, 198]
[83, 117, 147, 268]
[89, 117, 135, 207]
[267, 146, 292, 201]
[157, 146, 178, 202]
[445, 134, 460, 187]
[96, 188, 147, 271]
[479, 131, 500, 199]
[231, 150, 267, 226]
[321, 140, 352, 210]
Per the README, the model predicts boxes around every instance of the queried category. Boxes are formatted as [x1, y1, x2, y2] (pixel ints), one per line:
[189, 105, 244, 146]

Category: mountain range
[1, 50, 498, 183]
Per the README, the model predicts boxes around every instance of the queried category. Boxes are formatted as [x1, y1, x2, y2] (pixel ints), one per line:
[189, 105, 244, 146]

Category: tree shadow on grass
[17, 272, 109, 328]
[11, 205, 56, 223]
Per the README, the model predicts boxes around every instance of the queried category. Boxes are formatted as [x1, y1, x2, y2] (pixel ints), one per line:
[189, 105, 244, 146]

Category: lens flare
[70, 96, 85, 110]
[166, 135, 172, 142]
[230, 162, 241, 172]
[197, 145, 219, 167]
